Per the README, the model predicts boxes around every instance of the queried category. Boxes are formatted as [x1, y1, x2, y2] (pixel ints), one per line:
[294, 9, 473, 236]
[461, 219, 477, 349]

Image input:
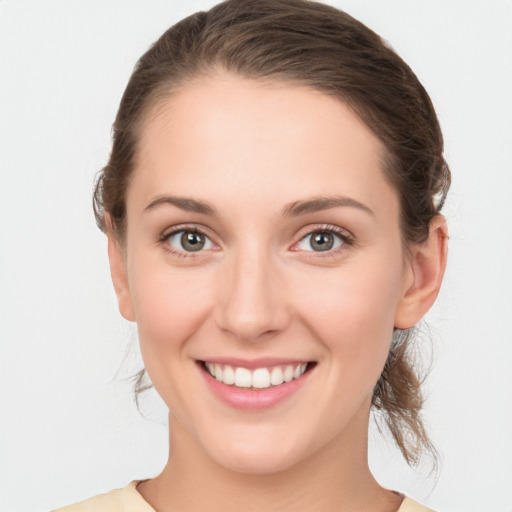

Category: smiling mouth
[200, 361, 316, 389]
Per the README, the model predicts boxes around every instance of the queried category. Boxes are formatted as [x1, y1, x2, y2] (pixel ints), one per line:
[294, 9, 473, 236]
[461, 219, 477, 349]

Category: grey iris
[181, 232, 205, 251]
[311, 232, 334, 251]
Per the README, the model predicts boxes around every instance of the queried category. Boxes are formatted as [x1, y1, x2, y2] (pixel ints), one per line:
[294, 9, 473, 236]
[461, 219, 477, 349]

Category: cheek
[127, 265, 218, 416]
[294, 259, 404, 379]
[128, 262, 214, 362]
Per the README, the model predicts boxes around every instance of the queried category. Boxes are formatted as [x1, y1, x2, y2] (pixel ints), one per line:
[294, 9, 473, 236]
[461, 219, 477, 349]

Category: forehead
[130, 73, 398, 219]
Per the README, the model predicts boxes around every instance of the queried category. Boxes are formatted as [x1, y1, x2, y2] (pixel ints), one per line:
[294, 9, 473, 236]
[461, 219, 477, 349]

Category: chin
[200, 427, 314, 475]
[212, 447, 300, 475]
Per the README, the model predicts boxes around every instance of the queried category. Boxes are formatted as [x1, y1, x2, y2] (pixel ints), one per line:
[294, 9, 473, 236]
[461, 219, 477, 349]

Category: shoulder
[52, 481, 155, 512]
[398, 496, 436, 512]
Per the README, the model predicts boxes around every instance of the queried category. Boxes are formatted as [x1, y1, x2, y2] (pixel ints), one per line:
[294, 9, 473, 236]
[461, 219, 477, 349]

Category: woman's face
[113, 74, 417, 473]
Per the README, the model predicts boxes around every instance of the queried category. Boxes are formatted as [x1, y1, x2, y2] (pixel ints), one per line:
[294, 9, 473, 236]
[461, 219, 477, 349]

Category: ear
[394, 215, 448, 329]
[107, 232, 136, 322]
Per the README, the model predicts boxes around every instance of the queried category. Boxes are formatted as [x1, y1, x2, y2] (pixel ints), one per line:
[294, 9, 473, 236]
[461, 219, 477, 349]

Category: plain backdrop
[1, 1, 511, 511]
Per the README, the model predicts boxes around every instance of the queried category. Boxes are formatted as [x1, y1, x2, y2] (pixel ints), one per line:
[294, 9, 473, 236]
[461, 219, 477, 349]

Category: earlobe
[394, 215, 448, 329]
[107, 233, 136, 322]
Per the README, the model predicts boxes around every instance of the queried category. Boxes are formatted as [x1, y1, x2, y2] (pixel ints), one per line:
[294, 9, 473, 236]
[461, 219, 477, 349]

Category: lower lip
[199, 364, 313, 410]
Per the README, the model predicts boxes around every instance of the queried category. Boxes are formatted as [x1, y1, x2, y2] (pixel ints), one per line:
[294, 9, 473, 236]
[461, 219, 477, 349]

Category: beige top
[53, 481, 435, 512]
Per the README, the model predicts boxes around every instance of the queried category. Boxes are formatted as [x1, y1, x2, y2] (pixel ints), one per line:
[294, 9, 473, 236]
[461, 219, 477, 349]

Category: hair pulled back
[94, 0, 450, 466]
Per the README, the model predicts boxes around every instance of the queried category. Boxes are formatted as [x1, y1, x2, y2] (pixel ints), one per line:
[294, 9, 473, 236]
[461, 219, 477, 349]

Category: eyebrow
[144, 196, 217, 216]
[144, 194, 374, 217]
[282, 196, 374, 217]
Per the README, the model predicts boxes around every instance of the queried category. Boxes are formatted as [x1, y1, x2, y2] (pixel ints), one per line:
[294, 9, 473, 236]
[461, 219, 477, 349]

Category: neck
[137, 406, 401, 512]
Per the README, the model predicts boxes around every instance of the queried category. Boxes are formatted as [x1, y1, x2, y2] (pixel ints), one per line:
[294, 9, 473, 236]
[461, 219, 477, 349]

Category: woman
[55, 0, 449, 510]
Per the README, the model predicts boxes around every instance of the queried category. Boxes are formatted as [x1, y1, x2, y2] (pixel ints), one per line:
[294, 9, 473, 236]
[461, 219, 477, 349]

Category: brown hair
[94, 0, 450, 466]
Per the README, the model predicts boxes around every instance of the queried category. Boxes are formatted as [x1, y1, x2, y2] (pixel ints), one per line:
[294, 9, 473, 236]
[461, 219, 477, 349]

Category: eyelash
[159, 224, 354, 258]
[159, 224, 212, 259]
[292, 224, 354, 258]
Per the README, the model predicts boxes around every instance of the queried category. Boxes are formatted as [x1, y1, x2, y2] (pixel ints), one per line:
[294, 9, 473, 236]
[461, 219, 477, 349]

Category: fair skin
[108, 73, 447, 512]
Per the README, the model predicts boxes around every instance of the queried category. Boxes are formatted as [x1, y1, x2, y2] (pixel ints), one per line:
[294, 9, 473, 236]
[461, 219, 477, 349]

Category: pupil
[181, 232, 205, 252]
[311, 232, 333, 251]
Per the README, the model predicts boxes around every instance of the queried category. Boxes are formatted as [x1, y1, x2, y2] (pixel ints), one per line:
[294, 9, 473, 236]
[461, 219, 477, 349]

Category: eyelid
[290, 224, 354, 253]
[160, 223, 211, 240]
[159, 223, 219, 256]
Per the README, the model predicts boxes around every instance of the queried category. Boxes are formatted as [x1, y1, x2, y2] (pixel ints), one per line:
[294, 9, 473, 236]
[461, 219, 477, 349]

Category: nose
[214, 247, 290, 342]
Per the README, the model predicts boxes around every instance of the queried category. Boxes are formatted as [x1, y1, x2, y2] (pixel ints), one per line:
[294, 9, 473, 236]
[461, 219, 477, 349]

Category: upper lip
[198, 357, 314, 369]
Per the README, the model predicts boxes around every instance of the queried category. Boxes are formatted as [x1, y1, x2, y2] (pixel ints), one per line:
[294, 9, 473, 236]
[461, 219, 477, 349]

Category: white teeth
[293, 363, 308, 379]
[234, 367, 252, 388]
[270, 367, 284, 385]
[283, 365, 294, 382]
[204, 362, 309, 388]
[223, 365, 235, 385]
[252, 368, 271, 389]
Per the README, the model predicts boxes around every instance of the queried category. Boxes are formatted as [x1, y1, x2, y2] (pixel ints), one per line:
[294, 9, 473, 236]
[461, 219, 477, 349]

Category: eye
[296, 229, 347, 252]
[166, 230, 213, 253]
